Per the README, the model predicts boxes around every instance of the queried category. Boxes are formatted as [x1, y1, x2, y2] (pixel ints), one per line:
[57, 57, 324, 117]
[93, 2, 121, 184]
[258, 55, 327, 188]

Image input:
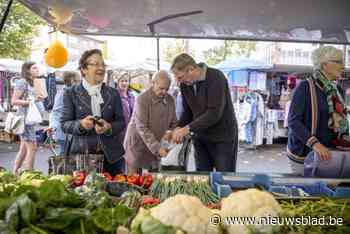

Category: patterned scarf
[313, 69, 348, 134]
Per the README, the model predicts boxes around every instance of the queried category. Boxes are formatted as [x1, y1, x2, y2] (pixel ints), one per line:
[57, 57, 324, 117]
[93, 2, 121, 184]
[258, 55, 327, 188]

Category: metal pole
[157, 37, 160, 71]
[0, 0, 14, 33]
[0, 0, 13, 33]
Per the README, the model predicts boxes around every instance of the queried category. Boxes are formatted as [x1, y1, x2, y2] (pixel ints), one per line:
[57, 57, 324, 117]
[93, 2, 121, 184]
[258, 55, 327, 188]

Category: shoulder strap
[307, 79, 318, 136]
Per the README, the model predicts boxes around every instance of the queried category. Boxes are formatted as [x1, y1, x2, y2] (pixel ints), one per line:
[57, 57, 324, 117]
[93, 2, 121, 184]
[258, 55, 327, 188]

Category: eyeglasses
[86, 62, 107, 68]
[329, 60, 344, 65]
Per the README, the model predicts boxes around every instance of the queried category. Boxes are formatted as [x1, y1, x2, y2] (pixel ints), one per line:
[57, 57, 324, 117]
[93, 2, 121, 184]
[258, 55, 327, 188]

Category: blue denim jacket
[50, 87, 66, 141]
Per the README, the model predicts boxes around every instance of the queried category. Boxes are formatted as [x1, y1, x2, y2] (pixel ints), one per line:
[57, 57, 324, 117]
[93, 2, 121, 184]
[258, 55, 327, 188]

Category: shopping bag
[304, 151, 350, 178]
[25, 100, 42, 125]
[160, 137, 192, 171]
[4, 112, 25, 135]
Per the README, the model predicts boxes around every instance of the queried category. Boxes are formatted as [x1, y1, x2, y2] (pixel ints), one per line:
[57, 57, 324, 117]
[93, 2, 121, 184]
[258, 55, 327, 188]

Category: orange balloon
[44, 41, 68, 68]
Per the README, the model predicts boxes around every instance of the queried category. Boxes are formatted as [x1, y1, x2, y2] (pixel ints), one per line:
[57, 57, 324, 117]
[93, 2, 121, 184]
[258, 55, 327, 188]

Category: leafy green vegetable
[0, 219, 16, 234]
[5, 201, 19, 231]
[39, 207, 89, 230]
[84, 172, 106, 191]
[0, 171, 16, 184]
[0, 197, 15, 219]
[0, 183, 17, 197]
[92, 204, 135, 232]
[17, 194, 36, 224]
[19, 171, 46, 181]
[38, 180, 68, 207]
[48, 175, 72, 185]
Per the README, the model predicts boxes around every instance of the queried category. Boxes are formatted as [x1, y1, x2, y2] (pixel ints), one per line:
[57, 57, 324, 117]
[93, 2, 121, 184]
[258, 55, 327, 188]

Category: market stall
[1, 170, 349, 233]
[1, 1, 350, 233]
[215, 58, 272, 147]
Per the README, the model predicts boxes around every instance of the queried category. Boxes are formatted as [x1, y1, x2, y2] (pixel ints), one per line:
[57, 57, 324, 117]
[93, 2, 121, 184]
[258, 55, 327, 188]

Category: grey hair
[152, 70, 172, 84]
[311, 46, 343, 70]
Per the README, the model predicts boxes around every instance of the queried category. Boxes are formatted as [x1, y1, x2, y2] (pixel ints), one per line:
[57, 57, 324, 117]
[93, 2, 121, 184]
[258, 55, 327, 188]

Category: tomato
[102, 172, 113, 181]
[142, 174, 153, 189]
[72, 170, 86, 186]
[142, 196, 160, 205]
[114, 174, 126, 182]
[138, 176, 145, 186]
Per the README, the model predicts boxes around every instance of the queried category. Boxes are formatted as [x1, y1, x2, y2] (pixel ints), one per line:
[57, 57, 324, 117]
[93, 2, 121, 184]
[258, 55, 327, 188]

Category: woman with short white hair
[287, 46, 348, 175]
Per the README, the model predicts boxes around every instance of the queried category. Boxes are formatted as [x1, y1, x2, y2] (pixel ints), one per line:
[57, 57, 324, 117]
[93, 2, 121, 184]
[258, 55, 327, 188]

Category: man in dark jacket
[171, 53, 238, 172]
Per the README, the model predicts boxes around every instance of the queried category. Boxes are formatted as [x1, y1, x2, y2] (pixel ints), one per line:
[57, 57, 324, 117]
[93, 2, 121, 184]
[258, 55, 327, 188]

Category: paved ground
[0, 141, 292, 174]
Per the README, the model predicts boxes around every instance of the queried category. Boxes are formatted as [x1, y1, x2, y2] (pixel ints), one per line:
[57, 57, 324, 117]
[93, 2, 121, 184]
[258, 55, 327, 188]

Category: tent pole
[0, 0, 14, 33]
[157, 37, 160, 71]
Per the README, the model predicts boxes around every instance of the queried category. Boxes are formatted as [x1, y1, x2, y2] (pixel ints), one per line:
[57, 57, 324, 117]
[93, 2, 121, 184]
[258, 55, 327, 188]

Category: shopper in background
[171, 53, 239, 172]
[123, 70, 177, 174]
[12, 62, 45, 174]
[114, 72, 135, 140]
[61, 49, 125, 176]
[287, 46, 349, 175]
[49, 71, 80, 155]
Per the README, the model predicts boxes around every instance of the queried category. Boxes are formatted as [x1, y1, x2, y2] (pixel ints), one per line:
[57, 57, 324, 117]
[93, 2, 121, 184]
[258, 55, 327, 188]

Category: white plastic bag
[161, 144, 182, 166]
[5, 112, 25, 135]
[26, 100, 42, 125]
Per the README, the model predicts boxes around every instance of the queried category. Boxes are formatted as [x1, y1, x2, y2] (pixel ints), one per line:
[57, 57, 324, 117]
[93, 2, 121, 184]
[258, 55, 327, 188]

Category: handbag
[304, 79, 350, 178]
[26, 100, 42, 125]
[48, 135, 104, 175]
[4, 112, 25, 135]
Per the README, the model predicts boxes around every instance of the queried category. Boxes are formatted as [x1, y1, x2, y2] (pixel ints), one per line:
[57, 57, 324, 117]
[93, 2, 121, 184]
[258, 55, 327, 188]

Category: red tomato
[102, 172, 113, 181]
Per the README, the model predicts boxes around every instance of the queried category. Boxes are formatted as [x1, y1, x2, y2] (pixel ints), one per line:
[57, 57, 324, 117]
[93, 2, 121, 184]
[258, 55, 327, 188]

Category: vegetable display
[131, 194, 223, 234]
[150, 175, 220, 205]
[0, 171, 134, 234]
[1, 170, 349, 233]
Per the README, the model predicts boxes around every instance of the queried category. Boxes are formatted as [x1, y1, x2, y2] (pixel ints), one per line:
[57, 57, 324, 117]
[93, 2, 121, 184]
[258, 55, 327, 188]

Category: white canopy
[0, 59, 23, 73]
[18, 0, 350, 44]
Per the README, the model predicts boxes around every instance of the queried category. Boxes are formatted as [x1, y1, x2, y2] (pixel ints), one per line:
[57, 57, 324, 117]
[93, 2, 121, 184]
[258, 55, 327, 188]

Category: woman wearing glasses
[61, 49, 125, 176]
[287, 46, 349, 176]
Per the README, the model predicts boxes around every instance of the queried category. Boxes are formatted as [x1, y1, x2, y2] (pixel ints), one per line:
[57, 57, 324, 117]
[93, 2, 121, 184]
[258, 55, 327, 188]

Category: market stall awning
[215, 58, 273, 73]
[0, 58, 23, 72]
[16, 0, 350, 44]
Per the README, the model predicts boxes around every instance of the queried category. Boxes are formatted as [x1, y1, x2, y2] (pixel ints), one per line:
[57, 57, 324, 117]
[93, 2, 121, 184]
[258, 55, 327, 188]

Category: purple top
[118, 89, 135, 138]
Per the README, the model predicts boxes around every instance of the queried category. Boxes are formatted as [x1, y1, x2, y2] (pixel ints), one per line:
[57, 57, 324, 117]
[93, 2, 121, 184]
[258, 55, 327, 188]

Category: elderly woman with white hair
[123, 70, 177, 174]
[287, 46, 349, 175]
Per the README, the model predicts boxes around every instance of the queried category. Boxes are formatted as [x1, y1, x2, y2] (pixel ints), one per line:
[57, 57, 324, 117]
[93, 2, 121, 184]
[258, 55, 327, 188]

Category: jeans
[57, 139, 65, 156]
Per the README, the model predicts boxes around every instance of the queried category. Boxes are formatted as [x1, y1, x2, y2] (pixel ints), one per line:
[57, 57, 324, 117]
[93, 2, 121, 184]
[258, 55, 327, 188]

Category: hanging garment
[43, 73, 57, 111]
[241, 94, 257, 144]
[254, 93, 265, 146]
[249, 71, 258, 90]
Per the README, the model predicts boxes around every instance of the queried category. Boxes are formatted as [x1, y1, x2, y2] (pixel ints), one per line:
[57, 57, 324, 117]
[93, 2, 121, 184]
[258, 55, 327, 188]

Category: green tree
[0, 0, 44, 60]
[203, 40, 257, 65]
[162, 39, 195, 63]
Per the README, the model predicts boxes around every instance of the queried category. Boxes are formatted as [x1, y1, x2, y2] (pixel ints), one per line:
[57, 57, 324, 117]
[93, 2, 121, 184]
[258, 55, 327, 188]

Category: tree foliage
[0, 0, 44, 60]
[203, 40, 257, 65]
[162, 39, 195, 64]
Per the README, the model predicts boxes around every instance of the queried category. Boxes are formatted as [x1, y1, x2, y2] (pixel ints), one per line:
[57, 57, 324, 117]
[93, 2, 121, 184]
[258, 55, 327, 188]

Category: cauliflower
[151, 194, 222, 234]
[220, 189, 281, 234]
[131, 195, 223, 234]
